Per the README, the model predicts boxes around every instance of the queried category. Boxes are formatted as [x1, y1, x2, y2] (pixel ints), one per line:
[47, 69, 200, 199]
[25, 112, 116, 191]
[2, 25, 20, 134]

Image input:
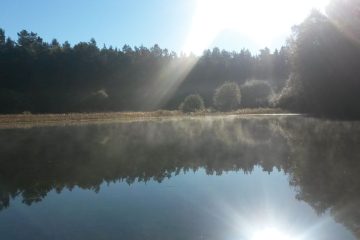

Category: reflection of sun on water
[183, 0, 329, 55]
[251, 227, 292, 240]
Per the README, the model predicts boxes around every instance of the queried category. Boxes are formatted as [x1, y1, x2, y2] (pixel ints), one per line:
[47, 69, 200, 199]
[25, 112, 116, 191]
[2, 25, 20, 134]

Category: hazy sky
[0, 0, 329, 55]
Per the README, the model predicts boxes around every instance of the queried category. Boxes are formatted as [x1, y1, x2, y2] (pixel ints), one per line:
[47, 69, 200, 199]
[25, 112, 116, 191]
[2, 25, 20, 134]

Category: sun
[250, 227, 293, 240]
[182, 0, 329, 55]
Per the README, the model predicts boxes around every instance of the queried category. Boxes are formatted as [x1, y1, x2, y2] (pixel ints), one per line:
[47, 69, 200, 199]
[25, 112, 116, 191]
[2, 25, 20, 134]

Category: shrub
[241, 80, 272, 108]
[272, 75, 307, 112]
[80, 89, 109, 111]
[213, 82, 241, 111]
[179, 94, 205, 113]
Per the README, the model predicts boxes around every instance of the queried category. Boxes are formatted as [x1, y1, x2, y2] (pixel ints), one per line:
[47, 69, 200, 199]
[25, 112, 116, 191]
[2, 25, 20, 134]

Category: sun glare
[183, 0, 329, 54]
[250, 227, 293, 240]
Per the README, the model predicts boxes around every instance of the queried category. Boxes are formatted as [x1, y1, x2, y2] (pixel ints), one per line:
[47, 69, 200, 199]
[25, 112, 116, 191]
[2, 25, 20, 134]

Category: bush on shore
[213, 82, 241, 111]
[179, 94, 205, 113]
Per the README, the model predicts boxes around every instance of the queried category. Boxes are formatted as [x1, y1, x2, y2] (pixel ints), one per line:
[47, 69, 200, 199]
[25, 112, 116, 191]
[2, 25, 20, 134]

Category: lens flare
[251, 227, 292, 240]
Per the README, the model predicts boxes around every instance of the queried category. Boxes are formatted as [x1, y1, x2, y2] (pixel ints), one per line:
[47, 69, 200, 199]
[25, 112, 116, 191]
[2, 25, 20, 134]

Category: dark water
[0, 116, 360, 240]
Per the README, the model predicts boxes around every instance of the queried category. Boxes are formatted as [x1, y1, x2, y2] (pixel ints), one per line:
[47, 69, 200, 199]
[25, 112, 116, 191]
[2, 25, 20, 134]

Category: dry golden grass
[0, 108, 290, 129]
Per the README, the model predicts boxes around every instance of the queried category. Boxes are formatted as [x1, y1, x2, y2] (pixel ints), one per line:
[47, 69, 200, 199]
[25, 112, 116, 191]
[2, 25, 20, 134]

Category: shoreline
[0, 108, 293, 129]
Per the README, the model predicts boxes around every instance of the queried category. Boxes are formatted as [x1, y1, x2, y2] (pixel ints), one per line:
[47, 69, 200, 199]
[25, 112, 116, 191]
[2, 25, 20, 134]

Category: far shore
[0, 108, 296, 129]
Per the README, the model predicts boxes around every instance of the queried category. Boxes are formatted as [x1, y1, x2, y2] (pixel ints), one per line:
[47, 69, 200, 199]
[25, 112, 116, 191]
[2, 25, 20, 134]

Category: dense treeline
[0, 29, 289, 113]
[276, 0, 360, 118]
[1, 0, 359, 117]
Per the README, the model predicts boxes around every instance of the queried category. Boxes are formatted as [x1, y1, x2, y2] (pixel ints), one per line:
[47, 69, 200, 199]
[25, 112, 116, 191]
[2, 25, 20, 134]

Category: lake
[0, 115, 359, 240]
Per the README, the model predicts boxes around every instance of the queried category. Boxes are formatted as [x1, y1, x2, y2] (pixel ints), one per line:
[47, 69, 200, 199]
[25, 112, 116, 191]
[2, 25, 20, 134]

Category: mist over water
[0, 116, 359, 239]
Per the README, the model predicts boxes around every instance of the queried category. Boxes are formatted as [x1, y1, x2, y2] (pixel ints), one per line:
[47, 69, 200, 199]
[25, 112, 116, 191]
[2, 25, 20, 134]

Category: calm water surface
[0, 116, 359, 240]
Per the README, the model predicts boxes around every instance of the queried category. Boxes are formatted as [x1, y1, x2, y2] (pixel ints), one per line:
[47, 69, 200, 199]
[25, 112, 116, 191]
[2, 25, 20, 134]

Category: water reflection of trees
[0, 117, 289, 208]
[1, 116, 360, 236]
[278, 118, 360, 238]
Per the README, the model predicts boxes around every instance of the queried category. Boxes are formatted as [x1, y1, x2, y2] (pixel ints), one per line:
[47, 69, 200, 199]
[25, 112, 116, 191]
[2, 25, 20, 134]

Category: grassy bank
[0, 108, 290, 128]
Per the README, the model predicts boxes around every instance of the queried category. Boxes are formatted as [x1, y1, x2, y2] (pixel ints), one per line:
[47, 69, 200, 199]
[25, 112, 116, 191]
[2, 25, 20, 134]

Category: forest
[0, 30, 289, 113]
[0, 0, 359, 118]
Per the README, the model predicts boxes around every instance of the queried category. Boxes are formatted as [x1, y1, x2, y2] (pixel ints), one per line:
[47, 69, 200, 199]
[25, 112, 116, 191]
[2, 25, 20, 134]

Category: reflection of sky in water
[0, 167, 354, 240]
[0, 116, 359, 240]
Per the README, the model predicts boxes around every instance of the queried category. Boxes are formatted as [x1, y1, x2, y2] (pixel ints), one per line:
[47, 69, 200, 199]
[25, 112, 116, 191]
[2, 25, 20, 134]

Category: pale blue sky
[0, 0, 328, 54]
